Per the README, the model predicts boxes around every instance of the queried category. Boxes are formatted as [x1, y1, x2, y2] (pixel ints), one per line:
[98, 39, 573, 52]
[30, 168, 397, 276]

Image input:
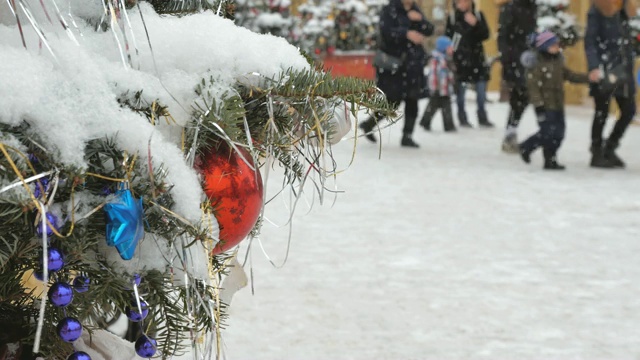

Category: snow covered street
[224, 97, 640, 359]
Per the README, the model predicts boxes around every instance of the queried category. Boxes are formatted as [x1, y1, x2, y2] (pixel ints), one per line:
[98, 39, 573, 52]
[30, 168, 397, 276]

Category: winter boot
[420, 114, 431, 131]
[501, 133, 519, 153]
[543, 148, 565, 170]
[603, 140, 625, 168]
[458, 112, 472, 128]
[544, 157, 566, 170]
[401, 134, 419, 148]
[419, 117, 431, 131]
[589, 142, 615, 168]
[519, 147, 531, 164]
[477, 111, 495, 128]
[359, 119, 376, 143]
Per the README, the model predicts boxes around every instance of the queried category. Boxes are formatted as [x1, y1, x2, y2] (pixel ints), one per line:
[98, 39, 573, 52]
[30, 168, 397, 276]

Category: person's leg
[542, 111, 566, 170]
[508, 83, 528, 129]
[609, 95, 636, 141]
[401, 98, 419, 148]
[603, 95, 636, 168]
[590, 94, 615, 168]
[456, 81, 471, 127]
[519, 130, 542, 164]
[591, 94, 611, 150]
[475, 81, 493, 127]
[359, 100, 400, 143]
[441, 97, 456, 132]
[359, 114, 377, 143]
[502, 82, 528, 153]
[519, 109, 549, 163]
[420, 97, 439, 131]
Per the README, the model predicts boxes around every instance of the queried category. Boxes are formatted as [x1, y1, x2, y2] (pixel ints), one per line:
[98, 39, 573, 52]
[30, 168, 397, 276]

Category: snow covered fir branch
[0, 0, 393, 359]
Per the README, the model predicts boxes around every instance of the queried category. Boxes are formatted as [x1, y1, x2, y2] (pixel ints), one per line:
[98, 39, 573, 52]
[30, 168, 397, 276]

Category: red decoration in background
[321, 52, 376, 80]
[197, 143, 263, 254]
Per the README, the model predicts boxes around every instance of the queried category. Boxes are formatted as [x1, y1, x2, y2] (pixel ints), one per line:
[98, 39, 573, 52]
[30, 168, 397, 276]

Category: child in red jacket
[419, 36, 456, 132]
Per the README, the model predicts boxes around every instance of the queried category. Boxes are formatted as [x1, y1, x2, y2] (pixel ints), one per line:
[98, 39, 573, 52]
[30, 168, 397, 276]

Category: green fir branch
[144, 0, 236, 19]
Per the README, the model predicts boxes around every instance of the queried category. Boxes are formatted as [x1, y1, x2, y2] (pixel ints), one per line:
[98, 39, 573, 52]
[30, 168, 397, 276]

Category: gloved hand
[520, 50, 537, 69]
[535, 106, 546, 122]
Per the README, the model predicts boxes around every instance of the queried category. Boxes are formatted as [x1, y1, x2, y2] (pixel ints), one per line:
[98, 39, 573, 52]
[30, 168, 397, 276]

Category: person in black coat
[584, 0, 637, 168]
[445, 0, 494, 128]
[358, 0, 434, 148]
[497, 0, 537, 152]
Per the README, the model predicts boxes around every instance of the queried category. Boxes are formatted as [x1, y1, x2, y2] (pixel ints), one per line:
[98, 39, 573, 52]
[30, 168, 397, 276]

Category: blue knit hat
[435, 36, 453, 54]
[535, 30, 559, 52]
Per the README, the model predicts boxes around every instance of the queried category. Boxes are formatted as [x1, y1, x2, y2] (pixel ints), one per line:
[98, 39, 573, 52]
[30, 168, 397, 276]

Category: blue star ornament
[104, 189, 144, 260]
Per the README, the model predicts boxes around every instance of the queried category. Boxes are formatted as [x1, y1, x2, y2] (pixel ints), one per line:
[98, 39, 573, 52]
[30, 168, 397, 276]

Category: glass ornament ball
[66, 351, 91, 360]
[48, 282, 74, 307]
[125, 298, 149, 322]
[135, 335, 157, 358]
[56, 317, 83, 343]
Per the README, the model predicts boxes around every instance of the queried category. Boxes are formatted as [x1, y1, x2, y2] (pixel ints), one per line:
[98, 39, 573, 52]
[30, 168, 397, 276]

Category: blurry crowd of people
[360, 0, 638, 171]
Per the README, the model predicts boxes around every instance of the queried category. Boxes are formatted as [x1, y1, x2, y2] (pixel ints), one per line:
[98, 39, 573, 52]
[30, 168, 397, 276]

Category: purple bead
[133, 274, 142, 287]
[35, 212, 59, 237]
[34, 268, 48, 282]
[66, 351, 91, 360]
[28, 153, 38, 163]
[134, 335, 157, 358]
[48, 282, 74, 307]
[125, 298, 149, 322]
[56, 317, 82, 343]
[73, 276, 90, 293]
[33, 178, 50, 199]
[45, 247, 65, 272]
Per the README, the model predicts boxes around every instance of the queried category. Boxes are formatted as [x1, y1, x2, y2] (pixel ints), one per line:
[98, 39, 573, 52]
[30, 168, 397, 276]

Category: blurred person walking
[519, 31, 591, 170]
[497, 0, 538, 153]
[359, 0, 434, 148]
[445, 0, 494, 128]
[419, 36, 457, 132]
[584, 0, 637, 168]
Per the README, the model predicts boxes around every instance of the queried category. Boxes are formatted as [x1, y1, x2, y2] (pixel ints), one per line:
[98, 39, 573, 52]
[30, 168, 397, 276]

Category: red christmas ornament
[197, 143, 263, 254]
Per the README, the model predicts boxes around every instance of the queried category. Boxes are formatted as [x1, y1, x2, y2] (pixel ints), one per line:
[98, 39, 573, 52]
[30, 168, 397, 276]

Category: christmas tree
[536, 0, 580, 47]
[297, 0, 337, 57]
[627, 9, 640, 55]
[235, 0, 382, 59]
[0, 0, 393, 359]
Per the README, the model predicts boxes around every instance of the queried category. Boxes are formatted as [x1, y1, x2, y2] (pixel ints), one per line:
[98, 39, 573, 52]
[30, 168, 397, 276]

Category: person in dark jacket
[445, 0, 494, 128]
[584, 0, 637, 168]
[519, 31, 590, 170]
[358, 0, 434, 148]
[497, 0, 537, 153]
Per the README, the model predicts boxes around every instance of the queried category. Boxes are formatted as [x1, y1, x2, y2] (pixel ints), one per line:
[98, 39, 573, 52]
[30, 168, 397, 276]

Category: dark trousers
[421, 96, 455, 131]
[506, 82, 529, 129]
[360, 98, 418, 136]
[520, 110, 565, 159]
[456, 80, 488, 122]
[591, 93, 636, 148]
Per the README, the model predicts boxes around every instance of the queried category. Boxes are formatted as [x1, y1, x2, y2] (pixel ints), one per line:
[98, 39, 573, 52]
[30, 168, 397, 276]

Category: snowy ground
[223, 94, 640, 359]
